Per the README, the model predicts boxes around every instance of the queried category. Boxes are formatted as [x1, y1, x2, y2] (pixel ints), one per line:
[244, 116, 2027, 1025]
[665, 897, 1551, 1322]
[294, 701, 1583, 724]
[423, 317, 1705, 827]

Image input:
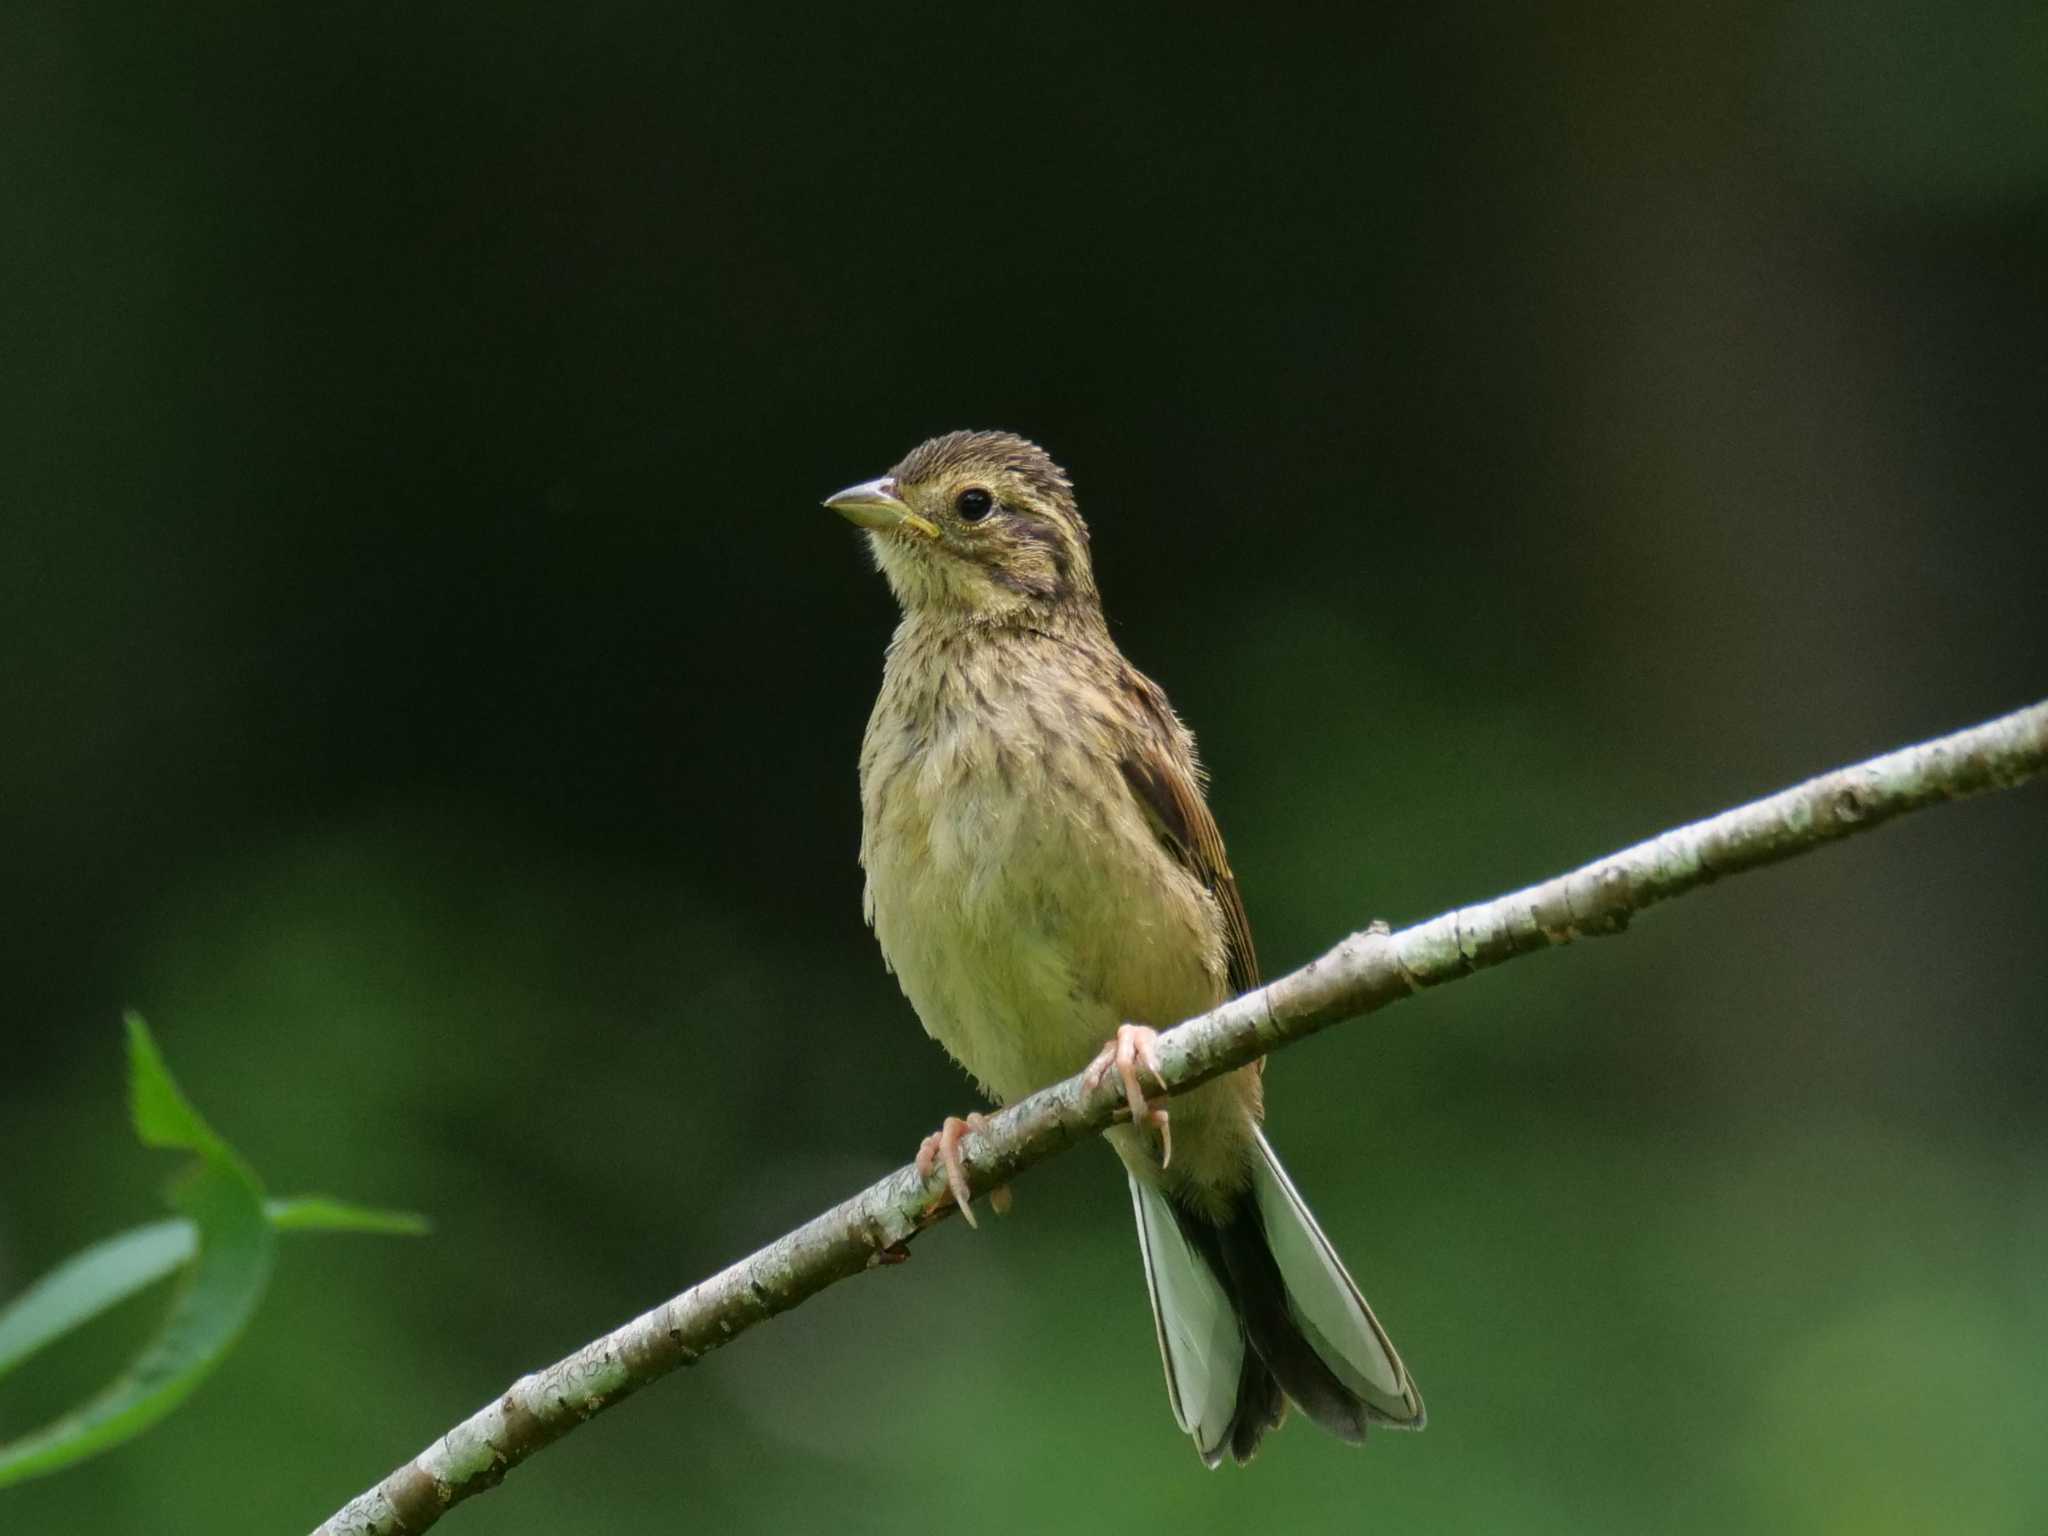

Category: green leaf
[0, 1017, 276, 1488]
[0, 1018, 427, 1484]
[0, 1200, 426, 1384]
[263, 1196, 430, 1237]
[0, 1221, 192, 1382]
[122, 1011, 228, 1162]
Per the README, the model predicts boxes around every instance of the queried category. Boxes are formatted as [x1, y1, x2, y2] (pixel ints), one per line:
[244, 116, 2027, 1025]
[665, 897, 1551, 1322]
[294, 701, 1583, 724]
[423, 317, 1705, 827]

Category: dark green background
[6, 2, 2046, 1532]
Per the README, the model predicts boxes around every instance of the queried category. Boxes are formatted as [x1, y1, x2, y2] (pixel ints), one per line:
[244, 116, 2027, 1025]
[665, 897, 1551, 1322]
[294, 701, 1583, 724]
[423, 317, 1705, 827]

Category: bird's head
[825, 430, 1098, 623]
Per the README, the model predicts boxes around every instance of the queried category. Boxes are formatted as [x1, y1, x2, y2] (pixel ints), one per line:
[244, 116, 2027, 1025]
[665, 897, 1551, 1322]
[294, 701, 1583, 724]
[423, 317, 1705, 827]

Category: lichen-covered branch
[312, 699, 2047, 1536]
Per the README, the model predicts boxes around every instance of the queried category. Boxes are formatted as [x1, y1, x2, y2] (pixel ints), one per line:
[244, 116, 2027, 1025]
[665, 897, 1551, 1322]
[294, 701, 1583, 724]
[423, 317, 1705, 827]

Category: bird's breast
[858, 646, 1225, 1103]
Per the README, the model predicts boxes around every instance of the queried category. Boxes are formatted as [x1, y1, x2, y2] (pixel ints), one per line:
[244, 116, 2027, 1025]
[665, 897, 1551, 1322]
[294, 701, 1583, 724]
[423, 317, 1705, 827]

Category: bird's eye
[954, 487, 994, 523]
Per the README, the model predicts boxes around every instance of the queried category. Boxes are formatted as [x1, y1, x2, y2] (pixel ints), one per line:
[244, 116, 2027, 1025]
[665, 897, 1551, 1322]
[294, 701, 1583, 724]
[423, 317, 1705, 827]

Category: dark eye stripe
[1001, 517, 1073, 588]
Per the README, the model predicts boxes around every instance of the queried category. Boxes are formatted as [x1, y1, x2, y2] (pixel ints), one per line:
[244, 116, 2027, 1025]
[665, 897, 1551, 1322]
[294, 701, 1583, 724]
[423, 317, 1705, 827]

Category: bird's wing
[1115, 675, 1261, 997]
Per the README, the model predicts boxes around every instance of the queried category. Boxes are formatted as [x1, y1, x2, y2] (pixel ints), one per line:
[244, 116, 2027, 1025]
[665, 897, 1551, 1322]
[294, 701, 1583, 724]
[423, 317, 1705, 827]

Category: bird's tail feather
[1128, 1173, 1252, 1466]
[1241, 1127, 1424, 1430]
[1128, 1129, 1422, 1466]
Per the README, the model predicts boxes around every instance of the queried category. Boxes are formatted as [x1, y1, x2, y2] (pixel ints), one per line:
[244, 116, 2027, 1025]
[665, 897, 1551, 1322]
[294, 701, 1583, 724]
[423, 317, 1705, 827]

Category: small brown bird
[827, 431, 1423, 1465]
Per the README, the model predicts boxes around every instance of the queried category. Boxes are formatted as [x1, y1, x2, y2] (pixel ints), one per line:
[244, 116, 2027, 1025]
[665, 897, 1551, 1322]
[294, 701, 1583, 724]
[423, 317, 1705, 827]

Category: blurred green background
[5, 2, 2047, 1532]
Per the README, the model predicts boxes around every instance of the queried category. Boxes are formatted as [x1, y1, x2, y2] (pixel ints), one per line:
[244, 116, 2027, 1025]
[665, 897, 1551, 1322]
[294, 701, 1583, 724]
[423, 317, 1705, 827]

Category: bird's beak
[823, 477, 941, 541]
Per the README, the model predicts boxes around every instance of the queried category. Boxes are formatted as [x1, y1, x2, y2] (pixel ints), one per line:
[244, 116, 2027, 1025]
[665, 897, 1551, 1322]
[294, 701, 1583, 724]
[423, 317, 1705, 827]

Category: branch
[312, 699, 2047, 1535]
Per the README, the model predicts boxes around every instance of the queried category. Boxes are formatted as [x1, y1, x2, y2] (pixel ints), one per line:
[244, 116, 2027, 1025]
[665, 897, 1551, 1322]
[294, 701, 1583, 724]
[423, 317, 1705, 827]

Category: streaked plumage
[829, 431, 1423, 1464]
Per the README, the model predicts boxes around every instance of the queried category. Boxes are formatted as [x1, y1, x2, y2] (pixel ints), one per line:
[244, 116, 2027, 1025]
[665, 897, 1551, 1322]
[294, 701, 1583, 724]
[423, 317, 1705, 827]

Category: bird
[825, 430, 1423, 1466]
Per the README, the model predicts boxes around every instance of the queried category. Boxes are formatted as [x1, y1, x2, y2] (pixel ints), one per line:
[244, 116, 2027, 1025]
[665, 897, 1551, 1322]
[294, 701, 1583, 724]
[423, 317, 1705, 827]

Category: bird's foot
[1083, 1024, 1173, 1169]
[914, 1112, 1009, 1227]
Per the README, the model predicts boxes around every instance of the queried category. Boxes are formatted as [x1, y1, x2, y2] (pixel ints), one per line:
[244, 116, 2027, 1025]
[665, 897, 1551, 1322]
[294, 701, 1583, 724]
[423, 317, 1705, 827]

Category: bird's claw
[915, 1113, 1009, 1227]
[1084, 1024, 1173, 1169]
[1143, 1105, 1172, 1170]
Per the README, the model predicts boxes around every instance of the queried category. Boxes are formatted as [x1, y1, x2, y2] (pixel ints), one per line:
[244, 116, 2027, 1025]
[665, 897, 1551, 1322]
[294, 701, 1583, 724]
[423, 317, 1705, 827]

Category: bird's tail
[1127, 1127, 1424, 1466]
